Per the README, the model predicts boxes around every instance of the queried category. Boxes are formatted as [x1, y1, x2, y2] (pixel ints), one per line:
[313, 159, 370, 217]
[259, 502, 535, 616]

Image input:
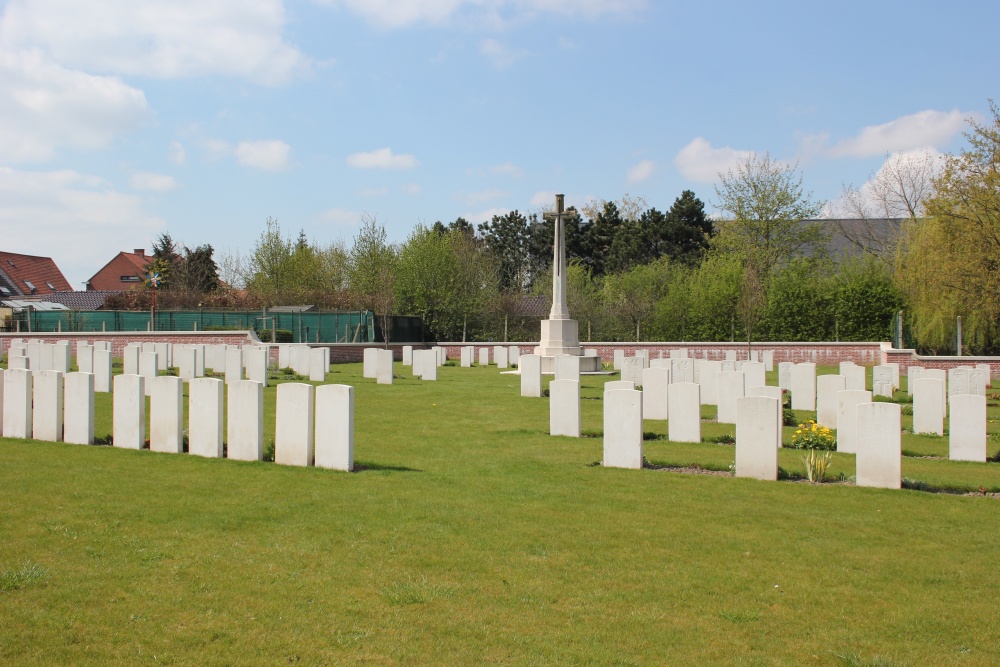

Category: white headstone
[671, 358, 694, 384]
[668, 382, 701, 444]
[842, 365, 866, 392]
[669, 348, 688, 359]
[479, 347, 490, 366]
[912, 377, 945, 436]
[641, 367, 670, 420]
[816, 374, 846, 429]
[762, 350, 774, 372]
[194, 344, 205, 377]
[112, 374, 144, 449]
[77, 343, 94, 374]
[717, 371, 745, 424]
[603, 389, 643, 469]
[835, 389, 871, 454]
[886, 363, 900, 389]
[362, 347, 378, 378]
[778, 362, 793, 390]
[697, 360, 721, 405]
[244, 348, 268, 386]
[460, 346, 473, 368]
[188, 377, 224, 458]
[509, 346, 520, 365]
[549, 379, 580, 437]
[969, 368, 988, 397]
[154, 342, 171, 371]
[725, 350, 736, 362]
[790, 363, 816, 411]
[555, 355, 581, 382]
[741, 361, 766, 392]
[907, 366, 924, 395]
[276, 383, 315, 466]
[520, 354, 541, 397]
[495, 346, 509, 369]
[225, 348, 243, 385]
[315, 384, 354, 471]
[63, 372, 94, 445]
[402, 345, 413, 366]
[620, 356, 643, 386]
[90, 349, 111, 393]
[308, 348, 327, 382]
[604, 380, 635, 391]
[32, 370, 63, 442]
[949, 394, 987, 462]
[748, 385, 783, 402]
[149, 376, 184, 454]
[177, 346, 197, 381]
[975, 363, 992, 388]
[2, 368, 31, 438]
[123, 344, 141, 376]
[417, 350, 437, 381]
[227, 380, 263, 461]
[207, 344, 227, 372]
[735, 396, 781, 480]
[376, 349, 394, 384]
[856, 402, 901, 489]
[872, 365, 894, 391]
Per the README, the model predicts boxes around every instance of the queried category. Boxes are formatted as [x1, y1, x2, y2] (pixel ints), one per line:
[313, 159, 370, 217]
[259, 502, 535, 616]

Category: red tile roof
[0, 251, 73, 296]
[86, 250, 153, 291]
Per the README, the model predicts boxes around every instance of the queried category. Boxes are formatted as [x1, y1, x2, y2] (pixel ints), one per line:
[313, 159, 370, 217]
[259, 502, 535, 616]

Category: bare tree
[837, 149, 940, 259]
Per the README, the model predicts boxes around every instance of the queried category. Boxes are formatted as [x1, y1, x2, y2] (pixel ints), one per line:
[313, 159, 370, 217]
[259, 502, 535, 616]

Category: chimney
[134, 248, 145, 256]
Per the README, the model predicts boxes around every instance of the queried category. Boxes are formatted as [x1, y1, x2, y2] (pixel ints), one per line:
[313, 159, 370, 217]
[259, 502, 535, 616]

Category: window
[45, 281, 56, 290]
[6, 260, 14, 267]
[120, 275, 141, 282]
[24, 280, 36, 293]
[0, 286, 10, 296]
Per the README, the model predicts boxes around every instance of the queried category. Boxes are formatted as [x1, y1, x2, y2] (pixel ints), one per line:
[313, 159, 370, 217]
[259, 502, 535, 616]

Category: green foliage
[256, 329, 293, 343]
[831, 257, 903, 341]
[762, 259, 832, 341]
[789, 420, 837, 450]
[477, 210, 530, 291]
[802, 449, 834, 482]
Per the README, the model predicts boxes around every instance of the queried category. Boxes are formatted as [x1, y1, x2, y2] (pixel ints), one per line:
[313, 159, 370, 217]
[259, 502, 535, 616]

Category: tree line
[117, 100, 1000, 353]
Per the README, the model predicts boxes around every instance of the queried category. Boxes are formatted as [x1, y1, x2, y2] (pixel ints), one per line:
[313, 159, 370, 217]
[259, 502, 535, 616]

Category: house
[0, 251, 73, 297]
[86, 248, 153, 291]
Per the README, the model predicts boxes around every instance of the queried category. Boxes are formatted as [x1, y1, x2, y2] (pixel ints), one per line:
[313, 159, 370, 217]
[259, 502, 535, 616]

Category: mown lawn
[1, 362, 999, 666]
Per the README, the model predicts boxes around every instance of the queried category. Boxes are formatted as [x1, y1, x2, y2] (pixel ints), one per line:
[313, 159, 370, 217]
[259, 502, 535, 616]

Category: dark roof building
[0, 251, 73, 297]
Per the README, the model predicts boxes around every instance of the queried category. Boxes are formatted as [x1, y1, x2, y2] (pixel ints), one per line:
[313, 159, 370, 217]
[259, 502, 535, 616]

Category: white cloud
[674, 137, 754, 182]
[457, 189, 506, 206]
[325, 0, 644, 29]
[401, 183, 422, 195]
[466, 206, 510, 224]
[235, 140, 291, 171]
[358, 186, 388, 197]
[626, 159, 655, 183]
[491, 161, 523, 178]
[168, 141, 186, 165]
[825, 147, 945, 218]
[130, 171, 178, 192]
[0, 0, 310, 84]
[530, 190, 557, 207]
[829, 109, 970, 158]
[317, 208, 360, 226]
[0, 50, 148, 162]
[479, 38, 527, 69]
[0, 167, 164, 286]
[346, 147, 419, 170]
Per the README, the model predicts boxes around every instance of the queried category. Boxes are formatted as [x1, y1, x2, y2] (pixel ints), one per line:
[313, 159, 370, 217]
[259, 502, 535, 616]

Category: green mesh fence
[21, 310, 425, 344]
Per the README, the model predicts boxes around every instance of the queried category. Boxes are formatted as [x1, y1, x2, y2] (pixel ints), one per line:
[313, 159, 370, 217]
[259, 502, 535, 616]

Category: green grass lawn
[2, 362, 1000, 665]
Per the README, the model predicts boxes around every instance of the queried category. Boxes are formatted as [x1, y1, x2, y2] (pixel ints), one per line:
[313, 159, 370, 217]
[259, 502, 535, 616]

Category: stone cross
[542, 194, 579, 321]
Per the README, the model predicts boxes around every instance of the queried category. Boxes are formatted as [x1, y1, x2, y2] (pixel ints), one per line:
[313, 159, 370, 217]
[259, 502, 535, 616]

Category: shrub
[802, 450, 834, 482]
[257, 329, 293, 343]
[782, 408, 797, 426]
[789, 420, 836, 450]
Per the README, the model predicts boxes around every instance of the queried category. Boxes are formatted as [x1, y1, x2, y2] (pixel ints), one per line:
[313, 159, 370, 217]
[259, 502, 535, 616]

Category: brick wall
[0, 331, 258, 358]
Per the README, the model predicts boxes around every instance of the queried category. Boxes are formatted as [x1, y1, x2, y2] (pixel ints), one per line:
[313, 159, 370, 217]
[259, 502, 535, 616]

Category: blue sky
[1, 0, 997, 288]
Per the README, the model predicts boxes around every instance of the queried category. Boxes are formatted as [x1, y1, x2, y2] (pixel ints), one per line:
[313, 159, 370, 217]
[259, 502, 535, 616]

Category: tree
[838, 150, 939, 260]
[601, 257, 670, 341]
[246, 217, 293, 295]
[713, 153, 826, 277]
[349, 214, 397, 344]
[177, 244, 220, 292]
[478, 210, 530, 292]
[581, 201, 625, 276]
[148, 233, 180, 288]
[899, 101, 1000, 354]
[662, 190, 713, 265]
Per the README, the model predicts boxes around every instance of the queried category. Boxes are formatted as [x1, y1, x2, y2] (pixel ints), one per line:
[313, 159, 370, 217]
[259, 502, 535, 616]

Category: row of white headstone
[614, 349, 776, 371]
[0, 368, 354, 470]
[596, 383, 903, 488]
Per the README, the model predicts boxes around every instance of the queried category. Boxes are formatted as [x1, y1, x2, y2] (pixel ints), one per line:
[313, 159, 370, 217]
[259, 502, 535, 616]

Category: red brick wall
[0, 331, 257, 358]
